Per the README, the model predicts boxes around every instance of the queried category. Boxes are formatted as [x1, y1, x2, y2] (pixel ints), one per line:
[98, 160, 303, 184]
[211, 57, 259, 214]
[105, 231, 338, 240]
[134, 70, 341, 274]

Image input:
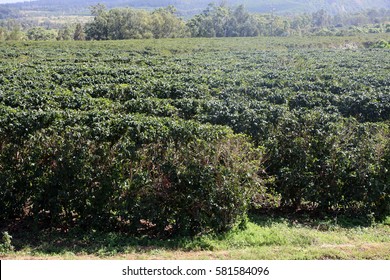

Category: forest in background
[0, 2, 390, 41]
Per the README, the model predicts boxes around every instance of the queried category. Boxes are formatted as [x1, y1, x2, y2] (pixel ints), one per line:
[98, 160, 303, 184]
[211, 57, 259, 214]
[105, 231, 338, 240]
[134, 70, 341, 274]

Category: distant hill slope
[1, 0, 390, 17]
[239, 0, 390, 14]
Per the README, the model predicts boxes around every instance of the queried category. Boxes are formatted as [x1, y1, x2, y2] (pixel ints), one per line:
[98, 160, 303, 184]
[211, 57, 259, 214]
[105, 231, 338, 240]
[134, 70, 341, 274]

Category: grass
[2, 214, 390, 260]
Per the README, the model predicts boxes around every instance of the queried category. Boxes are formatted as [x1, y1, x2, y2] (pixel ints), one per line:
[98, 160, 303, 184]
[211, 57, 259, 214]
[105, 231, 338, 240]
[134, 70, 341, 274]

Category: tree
[85, 4, 109, 40]
[6, 22, 23, 41]
[90, 3, 106, 17]
[57, 25, 72, 41]
[28, 27, 46, 40]
[151, 6, 187, 38]
[27, 27, 55, 41]
[73, 23, 85, 40]
[0, 27, 7, 41]
[312, 9, 330, 28]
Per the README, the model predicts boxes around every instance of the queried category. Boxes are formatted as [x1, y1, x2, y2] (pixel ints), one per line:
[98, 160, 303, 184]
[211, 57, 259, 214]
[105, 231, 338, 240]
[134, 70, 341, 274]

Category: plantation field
[0, 34, 389, 258]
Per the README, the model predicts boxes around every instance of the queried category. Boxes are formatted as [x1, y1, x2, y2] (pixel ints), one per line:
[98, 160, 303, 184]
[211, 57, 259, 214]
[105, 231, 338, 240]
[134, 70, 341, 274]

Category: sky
[0, 0, 32, 4]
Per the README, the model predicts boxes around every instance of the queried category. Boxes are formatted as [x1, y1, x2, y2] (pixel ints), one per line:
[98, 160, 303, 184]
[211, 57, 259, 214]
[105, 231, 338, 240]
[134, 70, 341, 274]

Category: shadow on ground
[1, 211, 381, 256]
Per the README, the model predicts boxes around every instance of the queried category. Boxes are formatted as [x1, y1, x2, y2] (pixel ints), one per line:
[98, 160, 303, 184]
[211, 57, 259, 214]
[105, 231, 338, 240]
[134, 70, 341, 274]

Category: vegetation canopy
[0, 2, 390, 41]
[0, 35, 389, 237]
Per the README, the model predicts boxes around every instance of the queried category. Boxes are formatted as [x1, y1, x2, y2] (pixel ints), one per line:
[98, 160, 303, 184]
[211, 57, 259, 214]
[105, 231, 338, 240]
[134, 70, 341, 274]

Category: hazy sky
[0, 0, 32, 3]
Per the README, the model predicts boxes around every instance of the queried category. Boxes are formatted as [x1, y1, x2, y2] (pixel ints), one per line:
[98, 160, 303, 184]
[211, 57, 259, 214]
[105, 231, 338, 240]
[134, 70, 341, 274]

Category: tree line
[0, 3, 389, 41]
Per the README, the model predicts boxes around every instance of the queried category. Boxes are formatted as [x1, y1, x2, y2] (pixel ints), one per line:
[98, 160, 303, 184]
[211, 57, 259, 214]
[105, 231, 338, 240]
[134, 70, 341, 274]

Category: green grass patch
[2, 214, 389, 260]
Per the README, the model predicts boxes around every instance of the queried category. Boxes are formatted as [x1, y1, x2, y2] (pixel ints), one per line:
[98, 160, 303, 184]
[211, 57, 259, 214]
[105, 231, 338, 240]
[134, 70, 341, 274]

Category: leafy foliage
[85, 5, 188, 40]
[266, 112, 389, 217]
[0, 231, 13, 253]
[1, 3, 390, 41]
[0, 37, 389, 237]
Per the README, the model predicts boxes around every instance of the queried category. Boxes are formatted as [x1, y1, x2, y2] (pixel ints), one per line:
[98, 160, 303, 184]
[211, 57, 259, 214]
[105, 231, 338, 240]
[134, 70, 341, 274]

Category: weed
[0, 232, 14, 254]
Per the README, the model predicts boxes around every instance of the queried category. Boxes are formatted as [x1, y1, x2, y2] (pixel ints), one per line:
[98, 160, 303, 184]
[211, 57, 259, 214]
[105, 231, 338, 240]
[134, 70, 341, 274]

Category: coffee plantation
[0, 36, 389, 236]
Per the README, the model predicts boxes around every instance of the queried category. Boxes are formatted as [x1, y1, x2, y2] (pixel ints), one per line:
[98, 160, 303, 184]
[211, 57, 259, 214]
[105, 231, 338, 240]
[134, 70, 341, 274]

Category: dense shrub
[123, 136, 263, 236]
[265, 111, 389, 218]
[0, 108, 264, 236]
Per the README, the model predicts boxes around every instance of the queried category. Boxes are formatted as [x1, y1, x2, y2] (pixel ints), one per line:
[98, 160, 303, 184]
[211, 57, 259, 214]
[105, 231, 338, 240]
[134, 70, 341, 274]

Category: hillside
[1, 0, 390, 17]
[240, 0, 390, 14]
